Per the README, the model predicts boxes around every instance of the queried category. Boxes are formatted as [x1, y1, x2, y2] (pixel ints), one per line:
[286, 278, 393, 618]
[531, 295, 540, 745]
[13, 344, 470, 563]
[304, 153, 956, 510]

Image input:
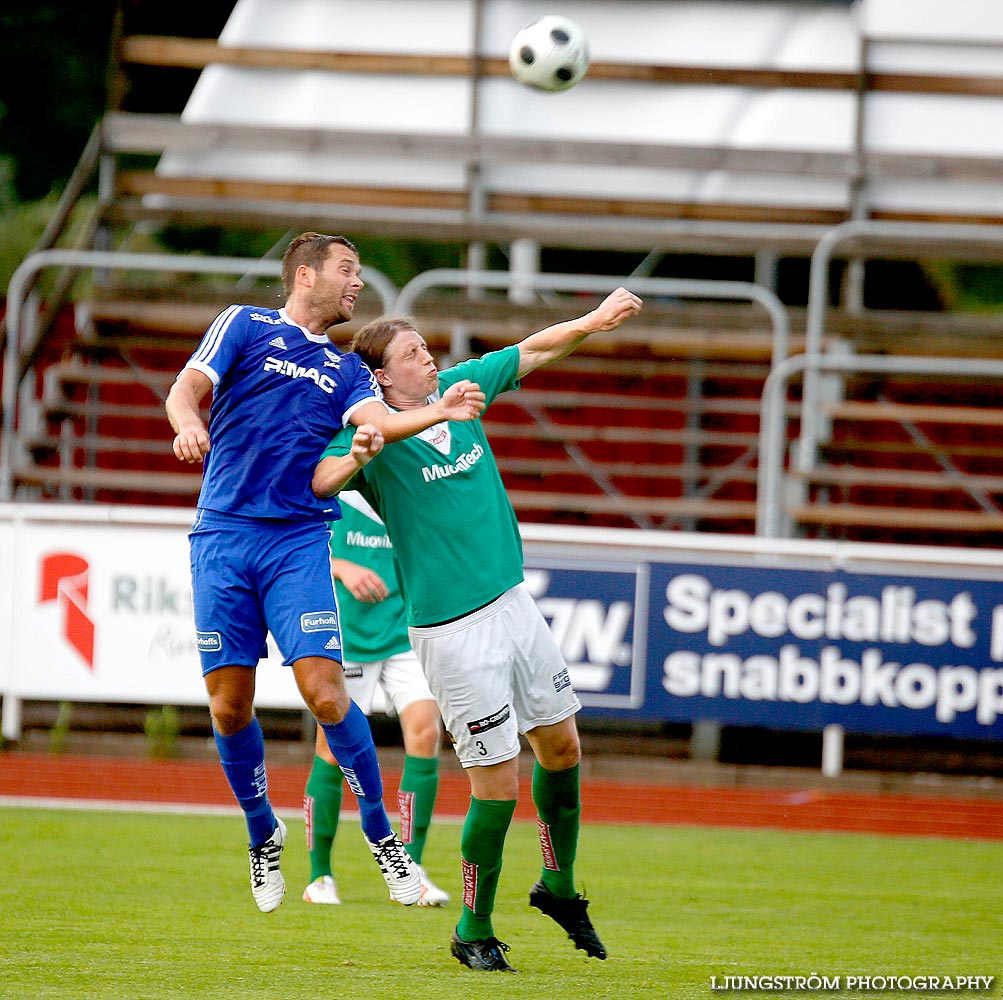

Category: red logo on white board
[39, 553, 95, 669]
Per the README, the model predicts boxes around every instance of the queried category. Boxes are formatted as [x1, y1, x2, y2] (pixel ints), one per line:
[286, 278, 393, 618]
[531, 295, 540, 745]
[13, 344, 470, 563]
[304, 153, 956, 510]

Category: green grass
[0, 806, 997, 999]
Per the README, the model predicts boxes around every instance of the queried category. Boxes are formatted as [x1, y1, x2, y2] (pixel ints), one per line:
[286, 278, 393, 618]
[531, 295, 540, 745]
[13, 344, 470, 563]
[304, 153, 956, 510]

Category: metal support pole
[509, 238, 540, 305]
[822, 723, 844, 778]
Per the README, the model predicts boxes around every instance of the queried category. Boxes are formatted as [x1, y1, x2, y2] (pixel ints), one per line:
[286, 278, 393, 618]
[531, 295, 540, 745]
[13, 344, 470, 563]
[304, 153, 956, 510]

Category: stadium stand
[793, 373, 1003, 546]
[5, 0, 1003, 545]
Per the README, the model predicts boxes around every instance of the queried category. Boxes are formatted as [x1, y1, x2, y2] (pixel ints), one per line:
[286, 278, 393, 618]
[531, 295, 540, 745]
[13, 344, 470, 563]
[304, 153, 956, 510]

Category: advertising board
[3, 506, 1002, 742]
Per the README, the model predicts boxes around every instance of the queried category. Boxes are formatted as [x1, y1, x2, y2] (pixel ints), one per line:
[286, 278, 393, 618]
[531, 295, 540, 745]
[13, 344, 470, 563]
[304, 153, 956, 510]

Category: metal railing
[395, 269, 790, 365]
[396, 268, 789, 525]
[798, 220, 1003, 477]
[745, 219, 1003, 539]
[757, 352, 1003, 538]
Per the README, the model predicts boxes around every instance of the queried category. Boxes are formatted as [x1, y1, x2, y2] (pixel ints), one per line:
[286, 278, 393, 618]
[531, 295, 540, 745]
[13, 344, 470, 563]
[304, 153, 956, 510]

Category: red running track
[2, 753, 1002, 840]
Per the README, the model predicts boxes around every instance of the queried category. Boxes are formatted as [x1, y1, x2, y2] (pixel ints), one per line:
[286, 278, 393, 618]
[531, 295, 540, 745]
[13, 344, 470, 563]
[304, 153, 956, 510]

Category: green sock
[398, 754, 438, 865]
[304, 755, 344, 881]
[456, 796, 516, 942]
[532, 762, 581, 897]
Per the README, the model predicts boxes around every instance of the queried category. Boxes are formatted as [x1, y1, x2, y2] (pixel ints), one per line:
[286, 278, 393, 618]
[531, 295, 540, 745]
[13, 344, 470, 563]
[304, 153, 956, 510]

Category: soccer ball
[508, 15, 590, 93]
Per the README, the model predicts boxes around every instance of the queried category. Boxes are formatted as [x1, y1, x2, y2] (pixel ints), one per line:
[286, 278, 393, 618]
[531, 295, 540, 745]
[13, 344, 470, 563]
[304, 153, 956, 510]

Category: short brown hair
[281, 232, 358, 295]
[351, 317, 418, 373]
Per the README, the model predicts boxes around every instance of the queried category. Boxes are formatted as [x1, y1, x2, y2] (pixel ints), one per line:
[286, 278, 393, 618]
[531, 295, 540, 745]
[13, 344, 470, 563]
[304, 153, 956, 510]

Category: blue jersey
[182, 304, 380, 520]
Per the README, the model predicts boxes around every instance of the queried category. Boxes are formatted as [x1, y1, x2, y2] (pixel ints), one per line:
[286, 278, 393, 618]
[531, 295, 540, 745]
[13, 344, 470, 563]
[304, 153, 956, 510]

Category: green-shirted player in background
[303, 490, 449, 907]
[311, 287, 643, 972]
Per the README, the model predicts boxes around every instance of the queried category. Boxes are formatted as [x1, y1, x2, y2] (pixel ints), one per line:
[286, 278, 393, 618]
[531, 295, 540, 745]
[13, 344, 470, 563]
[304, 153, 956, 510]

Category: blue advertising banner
[524, 561, 648, 710]
[525, 554, 1003, 740]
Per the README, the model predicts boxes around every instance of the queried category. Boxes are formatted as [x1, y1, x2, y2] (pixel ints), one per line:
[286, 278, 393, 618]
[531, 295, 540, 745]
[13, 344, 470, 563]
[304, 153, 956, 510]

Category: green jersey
[322, 346, 523, 627]
[329, 491, 410, 662]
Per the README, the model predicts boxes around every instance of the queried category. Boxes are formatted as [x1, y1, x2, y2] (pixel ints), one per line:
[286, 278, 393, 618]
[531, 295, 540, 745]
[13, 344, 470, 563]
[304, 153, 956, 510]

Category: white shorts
[408, 584, 581, 768]
[341, 649, 435, 717]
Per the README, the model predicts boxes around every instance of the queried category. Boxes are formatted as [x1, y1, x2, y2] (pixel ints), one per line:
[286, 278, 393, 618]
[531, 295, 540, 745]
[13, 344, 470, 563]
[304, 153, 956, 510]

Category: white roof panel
[183, 66, 471, 133]
[861, 0, 1003, 44]
[220, 0, 476, 53]
[154, 0, 1003, 220]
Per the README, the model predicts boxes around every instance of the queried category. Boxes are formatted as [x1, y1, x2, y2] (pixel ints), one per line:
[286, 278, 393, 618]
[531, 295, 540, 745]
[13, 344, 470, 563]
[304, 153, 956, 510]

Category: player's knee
[306, 684, 350, 725]
[410, 729, 441, 757]
[547, 742, 581, 771]
[209, 698, 253, 735]
[403, 706, 442, 756]
[469, 760, 519, 800]
[535, 729, 581, 770]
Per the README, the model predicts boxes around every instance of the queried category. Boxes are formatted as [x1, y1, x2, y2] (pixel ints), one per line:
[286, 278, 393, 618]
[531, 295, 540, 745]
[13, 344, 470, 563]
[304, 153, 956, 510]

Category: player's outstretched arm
[312, 423, 384, 498]
[517, 286, 643, 378]
[166, 368, 213, 463]
[350, 379, 486, 444]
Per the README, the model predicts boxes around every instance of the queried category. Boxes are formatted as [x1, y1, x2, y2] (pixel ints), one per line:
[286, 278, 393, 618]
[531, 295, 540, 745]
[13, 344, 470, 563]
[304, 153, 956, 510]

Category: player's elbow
[311, 464, 334, 498]
[164, 382, 184, 422]
[371, 414, 408, 444]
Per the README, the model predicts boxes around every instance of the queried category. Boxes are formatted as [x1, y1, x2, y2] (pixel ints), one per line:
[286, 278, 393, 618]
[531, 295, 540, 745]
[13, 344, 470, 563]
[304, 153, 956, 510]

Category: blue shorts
[189, 510, 343, 675]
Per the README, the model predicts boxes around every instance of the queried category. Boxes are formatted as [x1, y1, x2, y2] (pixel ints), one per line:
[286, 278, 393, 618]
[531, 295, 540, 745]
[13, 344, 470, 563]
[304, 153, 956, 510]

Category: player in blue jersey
[165, 232, 484, 913]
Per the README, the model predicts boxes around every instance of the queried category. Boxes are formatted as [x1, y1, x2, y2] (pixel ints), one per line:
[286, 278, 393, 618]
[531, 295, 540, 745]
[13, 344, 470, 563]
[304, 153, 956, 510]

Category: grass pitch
[0, 805, 997, 999]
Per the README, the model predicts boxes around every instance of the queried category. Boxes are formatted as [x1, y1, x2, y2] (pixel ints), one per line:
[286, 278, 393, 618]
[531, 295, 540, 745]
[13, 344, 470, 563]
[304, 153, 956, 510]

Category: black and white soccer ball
[508, 15, 590, 93]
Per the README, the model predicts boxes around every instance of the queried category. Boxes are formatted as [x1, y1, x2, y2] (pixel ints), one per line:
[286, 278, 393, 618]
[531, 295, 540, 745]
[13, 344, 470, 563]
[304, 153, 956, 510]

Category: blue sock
[214, 719, 276, 847]
[319, 701, 392, 844]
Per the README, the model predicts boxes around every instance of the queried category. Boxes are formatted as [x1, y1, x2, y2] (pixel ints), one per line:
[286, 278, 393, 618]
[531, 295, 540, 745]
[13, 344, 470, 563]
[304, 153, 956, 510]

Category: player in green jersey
[311, 287, 643, 971]
[303, 490, 449, 908]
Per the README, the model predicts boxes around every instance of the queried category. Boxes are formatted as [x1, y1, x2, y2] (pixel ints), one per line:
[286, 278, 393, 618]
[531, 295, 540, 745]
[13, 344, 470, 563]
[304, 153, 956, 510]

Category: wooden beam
[104, 112, 856, 177]
[111, 171, 847, 231]
[115, 171, 468, 211]
[117, 36, 1003, 98]
[507, 490, 758, 519]
[118, 36, 474, 76]
[496, 456, 759, 481]
[825, 400, 1003, 426]
[15, 466, 201, 494]
[105, 112, 1003, 185]
[49, 362, 175, 389]
[93, 198, 839, 256]
[867, 70, 1003, 99]
[822, 437, 1003, 460]
[27, 434, 177, 456]
[827, 308, 1003, 343]
[513, 388, 774, 416]
[796, 466, 1003, 492]
[789, 503, 1003, 531]
[488, 192, 846, 226]
[480, 421, 759, 447]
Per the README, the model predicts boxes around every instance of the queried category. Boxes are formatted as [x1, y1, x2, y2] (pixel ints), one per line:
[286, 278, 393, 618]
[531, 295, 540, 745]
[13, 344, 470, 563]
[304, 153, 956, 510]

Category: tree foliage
[0, 2, 116, 201]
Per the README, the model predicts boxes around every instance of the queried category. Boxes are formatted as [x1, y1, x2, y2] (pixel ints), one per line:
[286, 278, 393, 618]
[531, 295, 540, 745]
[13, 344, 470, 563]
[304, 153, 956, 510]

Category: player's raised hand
[349, 423, 385, 467]
[588, 286, 643, 332]
[440, 379, 486, 421]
